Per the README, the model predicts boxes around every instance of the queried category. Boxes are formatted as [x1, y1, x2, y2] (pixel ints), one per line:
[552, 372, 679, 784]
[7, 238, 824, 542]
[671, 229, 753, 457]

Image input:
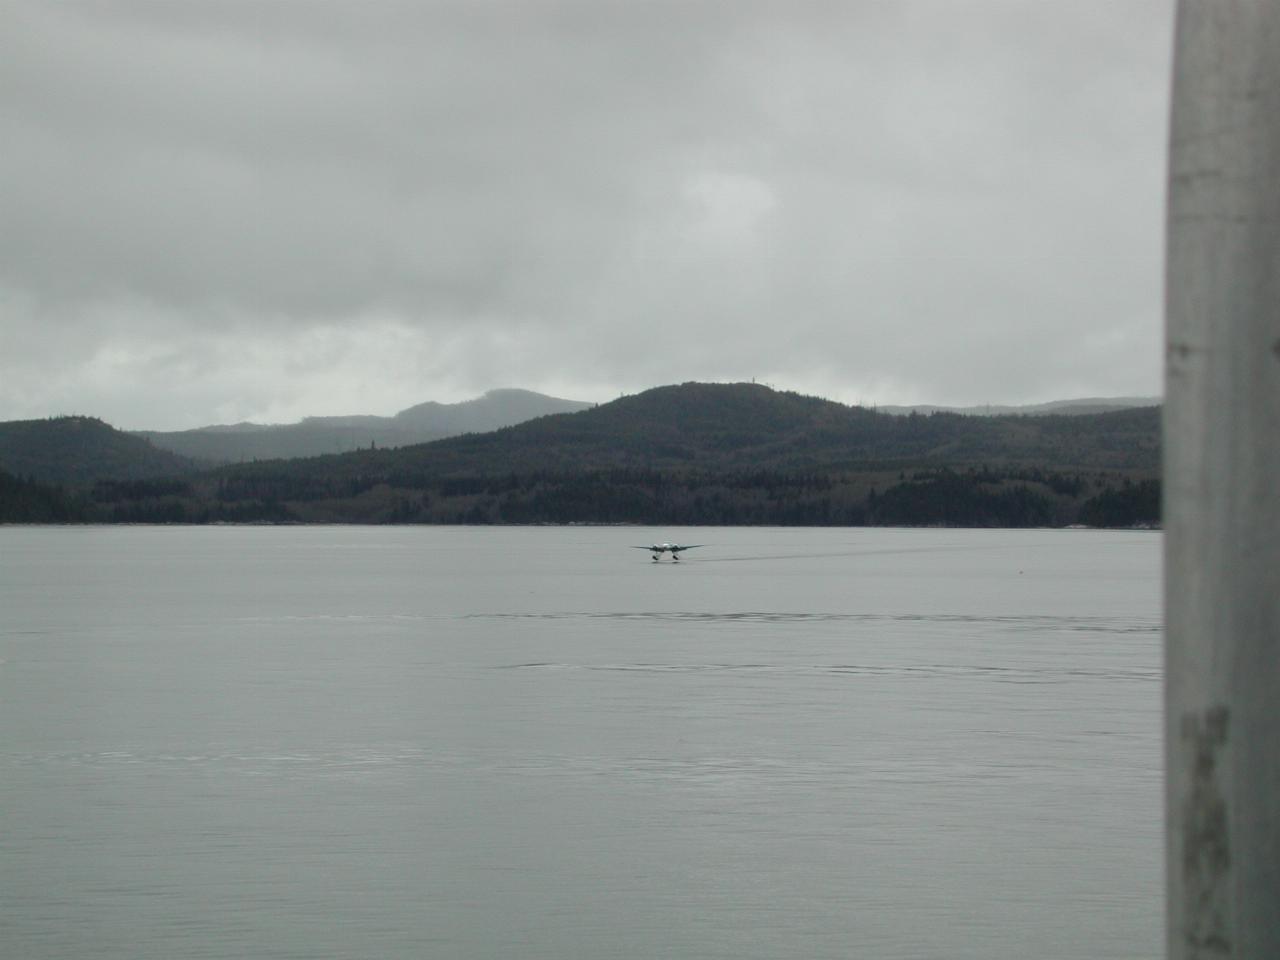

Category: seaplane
[633, 542, 703, 562]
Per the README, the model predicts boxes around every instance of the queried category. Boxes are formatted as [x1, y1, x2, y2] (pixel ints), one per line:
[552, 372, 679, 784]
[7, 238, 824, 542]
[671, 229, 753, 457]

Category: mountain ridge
[0, 383, 1162, 528]
[285, 381, 1159, 479]
[189, 382, 1158, 527]
[876, 396, 1161, 416]
[132, 388, 594, 463]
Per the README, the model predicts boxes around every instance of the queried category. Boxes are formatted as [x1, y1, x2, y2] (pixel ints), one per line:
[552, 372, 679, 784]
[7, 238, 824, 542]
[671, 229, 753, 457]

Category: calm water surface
[0, 526, 1162, 958]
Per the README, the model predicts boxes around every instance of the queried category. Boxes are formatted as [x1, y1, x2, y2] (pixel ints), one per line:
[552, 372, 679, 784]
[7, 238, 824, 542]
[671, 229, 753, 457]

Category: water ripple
[497, 660, 1159, 683]
[479, 610, 1161, 634]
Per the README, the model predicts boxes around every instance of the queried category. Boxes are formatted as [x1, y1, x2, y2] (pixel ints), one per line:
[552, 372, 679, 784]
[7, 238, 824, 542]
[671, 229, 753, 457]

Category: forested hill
[0, 416, 198, 485]
[220, 382, 1159, 482]
[0, 385, 1162, 527]
[164, 383, 1158, 527]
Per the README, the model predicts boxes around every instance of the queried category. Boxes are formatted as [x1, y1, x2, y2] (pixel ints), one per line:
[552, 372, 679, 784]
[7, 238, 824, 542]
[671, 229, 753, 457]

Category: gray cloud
[2, 0, 1172, 429]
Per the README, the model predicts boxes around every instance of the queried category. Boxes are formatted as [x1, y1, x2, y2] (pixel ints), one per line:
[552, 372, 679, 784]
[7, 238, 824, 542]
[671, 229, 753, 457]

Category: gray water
[0, 526, 1162, 959]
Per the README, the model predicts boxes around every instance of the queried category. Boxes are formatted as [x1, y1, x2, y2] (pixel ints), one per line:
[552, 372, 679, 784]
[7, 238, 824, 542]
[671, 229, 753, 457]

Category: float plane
[633, 542, 703, 562]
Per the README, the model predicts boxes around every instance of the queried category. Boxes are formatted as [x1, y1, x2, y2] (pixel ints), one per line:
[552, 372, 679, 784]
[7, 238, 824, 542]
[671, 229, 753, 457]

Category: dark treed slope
[0, 416, 198, 485]
[222, 382, 1158, 482]
[0, 468, 85, 522]
[181, 383, 1160, 527]
[134, 388, 594, 463]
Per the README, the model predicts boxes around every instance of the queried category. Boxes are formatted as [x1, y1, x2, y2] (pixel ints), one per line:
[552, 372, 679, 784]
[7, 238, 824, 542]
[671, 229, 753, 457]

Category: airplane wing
[671, 544, 703, 551]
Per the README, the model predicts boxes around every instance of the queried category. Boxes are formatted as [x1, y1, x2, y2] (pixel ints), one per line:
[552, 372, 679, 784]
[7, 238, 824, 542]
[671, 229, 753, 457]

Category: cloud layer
[2, 1, 1172, 428]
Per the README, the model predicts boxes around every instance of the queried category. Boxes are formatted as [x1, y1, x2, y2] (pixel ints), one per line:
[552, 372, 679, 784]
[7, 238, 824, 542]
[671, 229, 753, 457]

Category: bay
[0, 525, 1162, 959]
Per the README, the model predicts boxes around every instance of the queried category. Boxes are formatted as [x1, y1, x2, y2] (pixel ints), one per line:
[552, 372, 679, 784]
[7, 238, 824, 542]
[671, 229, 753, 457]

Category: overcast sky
[2, 0, 1173, 430]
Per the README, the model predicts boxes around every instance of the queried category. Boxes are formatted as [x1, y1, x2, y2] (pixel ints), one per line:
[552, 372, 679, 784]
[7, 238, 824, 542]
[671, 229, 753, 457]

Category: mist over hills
[132, 389, 594, 463]
[875, 397, 1162, 416]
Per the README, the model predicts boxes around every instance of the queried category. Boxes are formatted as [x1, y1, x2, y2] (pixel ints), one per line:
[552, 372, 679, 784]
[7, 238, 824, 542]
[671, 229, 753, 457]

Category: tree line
[6, 465, 1160, 528]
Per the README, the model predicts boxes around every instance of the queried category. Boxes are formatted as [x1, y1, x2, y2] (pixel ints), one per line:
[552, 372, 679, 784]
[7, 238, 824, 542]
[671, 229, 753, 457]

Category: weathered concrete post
[1165, 1, 1280, 957]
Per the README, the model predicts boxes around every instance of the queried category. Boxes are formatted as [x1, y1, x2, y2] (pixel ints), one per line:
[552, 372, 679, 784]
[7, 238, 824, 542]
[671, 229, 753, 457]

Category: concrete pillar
[1165, 1, 1280, 957]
